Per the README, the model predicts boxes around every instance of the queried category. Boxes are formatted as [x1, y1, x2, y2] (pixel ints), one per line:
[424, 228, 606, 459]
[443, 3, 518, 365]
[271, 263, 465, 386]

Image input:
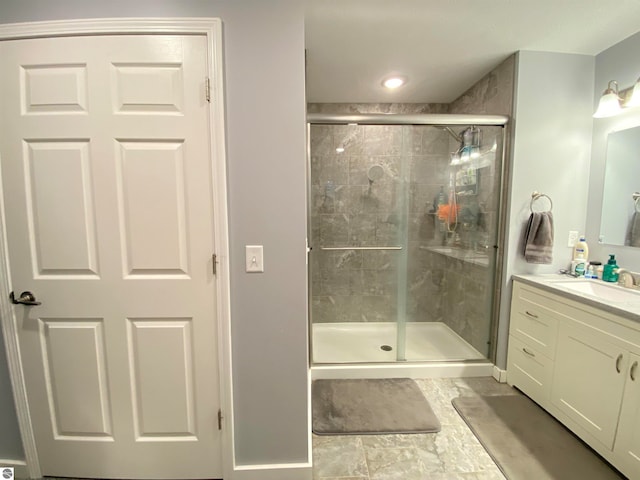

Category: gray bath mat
[312, 378, 441, 435]
[452, 395, 625, 480]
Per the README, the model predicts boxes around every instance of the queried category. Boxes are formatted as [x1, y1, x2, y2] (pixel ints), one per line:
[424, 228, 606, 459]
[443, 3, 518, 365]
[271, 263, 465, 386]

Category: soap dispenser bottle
[603, 254, 619, 283]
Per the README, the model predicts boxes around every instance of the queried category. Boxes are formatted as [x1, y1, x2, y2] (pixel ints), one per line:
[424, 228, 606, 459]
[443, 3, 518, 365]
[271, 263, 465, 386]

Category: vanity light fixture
[382, 76, 407, 89]
[594, 77, 640, 117]
[593, 80, 622, 118]
[626, 77, 640, 108]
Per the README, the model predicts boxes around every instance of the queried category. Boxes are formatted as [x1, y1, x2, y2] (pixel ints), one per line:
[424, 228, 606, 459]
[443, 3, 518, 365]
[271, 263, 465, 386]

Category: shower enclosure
[307, 114, 507, 368]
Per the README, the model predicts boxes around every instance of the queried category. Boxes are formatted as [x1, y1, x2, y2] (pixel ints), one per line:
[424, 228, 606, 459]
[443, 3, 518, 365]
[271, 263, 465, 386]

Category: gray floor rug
[312, 378, 441, 435]
[452, 395, 625, 480]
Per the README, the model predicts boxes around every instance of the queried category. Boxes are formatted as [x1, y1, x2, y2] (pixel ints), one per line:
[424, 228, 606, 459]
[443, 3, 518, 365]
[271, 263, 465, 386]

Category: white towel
[523, 211, 554, 264]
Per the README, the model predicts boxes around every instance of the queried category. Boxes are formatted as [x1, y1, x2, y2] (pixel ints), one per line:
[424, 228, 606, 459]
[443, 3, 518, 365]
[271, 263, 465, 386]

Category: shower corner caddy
[454, 167, 479, 196]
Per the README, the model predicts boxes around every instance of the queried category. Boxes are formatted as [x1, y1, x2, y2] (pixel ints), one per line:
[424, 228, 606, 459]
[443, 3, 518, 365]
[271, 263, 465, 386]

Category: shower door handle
[320, 246, 402, 251]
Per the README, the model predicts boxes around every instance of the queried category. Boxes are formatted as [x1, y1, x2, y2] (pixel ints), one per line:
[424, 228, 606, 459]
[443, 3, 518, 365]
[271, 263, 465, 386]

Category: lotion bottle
[573, 236, 589, 261]
[571, 236, 588, 276]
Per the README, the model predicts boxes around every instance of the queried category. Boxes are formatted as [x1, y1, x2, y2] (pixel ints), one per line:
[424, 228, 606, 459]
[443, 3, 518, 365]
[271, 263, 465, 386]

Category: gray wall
[0, 0, 309, 467]
[497, 51, 595, 368]
[586, 31, 640, 271]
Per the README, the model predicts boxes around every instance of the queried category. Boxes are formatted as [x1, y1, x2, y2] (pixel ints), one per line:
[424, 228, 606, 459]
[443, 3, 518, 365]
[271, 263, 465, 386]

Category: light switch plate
[245, 245, 264, 273]
[567, 230, 579, 247]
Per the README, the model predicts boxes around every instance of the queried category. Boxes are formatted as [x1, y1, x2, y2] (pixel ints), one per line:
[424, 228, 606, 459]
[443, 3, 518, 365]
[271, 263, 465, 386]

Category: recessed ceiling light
[335, 146, 345, 153]
[382, 76, 407, 89]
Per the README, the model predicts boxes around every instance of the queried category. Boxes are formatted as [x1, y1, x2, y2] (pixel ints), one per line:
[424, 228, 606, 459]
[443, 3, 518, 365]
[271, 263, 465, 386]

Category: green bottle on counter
[602, 254, 619, 283]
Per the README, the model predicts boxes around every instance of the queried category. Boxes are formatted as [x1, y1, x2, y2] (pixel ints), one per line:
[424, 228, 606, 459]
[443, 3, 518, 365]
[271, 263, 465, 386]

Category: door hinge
[205, 77, 211, 103]
[217, 408, 223, 430]
[212, 253, 218, 275]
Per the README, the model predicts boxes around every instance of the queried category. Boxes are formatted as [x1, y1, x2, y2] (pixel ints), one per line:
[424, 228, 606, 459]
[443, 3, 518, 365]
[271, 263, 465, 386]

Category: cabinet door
[614, 353, 640, 479]
[551, 321, 627, 449]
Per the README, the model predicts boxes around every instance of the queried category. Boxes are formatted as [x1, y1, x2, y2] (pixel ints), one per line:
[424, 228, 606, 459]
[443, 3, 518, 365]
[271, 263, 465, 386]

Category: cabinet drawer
[510, 292, 559, 359]
[507, 335, 554, 406]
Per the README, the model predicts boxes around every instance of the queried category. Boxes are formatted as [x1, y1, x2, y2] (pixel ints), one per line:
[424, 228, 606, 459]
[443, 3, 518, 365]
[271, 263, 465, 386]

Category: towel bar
[530, 191, 553, 212]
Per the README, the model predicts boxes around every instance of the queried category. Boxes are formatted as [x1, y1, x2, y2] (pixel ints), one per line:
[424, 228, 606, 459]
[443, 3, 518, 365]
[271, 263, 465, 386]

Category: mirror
[599, 125, 640, 247]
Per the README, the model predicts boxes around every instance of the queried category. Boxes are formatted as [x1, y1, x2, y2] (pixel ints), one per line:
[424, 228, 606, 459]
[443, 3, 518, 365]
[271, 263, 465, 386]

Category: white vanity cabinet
[507, 279, 640, 480]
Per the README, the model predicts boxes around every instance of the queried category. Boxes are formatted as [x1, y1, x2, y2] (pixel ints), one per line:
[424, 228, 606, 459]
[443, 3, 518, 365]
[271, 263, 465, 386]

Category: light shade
[593, 81, 622, 118]
[625, 78, 640, 108]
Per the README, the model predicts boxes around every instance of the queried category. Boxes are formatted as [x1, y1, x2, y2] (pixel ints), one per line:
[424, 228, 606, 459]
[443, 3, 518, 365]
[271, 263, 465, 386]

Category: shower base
[311, 321, 493, 380]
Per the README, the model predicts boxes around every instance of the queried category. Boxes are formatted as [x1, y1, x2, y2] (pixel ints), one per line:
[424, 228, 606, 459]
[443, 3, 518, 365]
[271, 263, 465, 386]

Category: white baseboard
[312, 362, 494, 380]
[0, 459, 28, 479]
[492, 365, 508, 383]
[232, 462, 312, 480]
[0, 458, 312, 480]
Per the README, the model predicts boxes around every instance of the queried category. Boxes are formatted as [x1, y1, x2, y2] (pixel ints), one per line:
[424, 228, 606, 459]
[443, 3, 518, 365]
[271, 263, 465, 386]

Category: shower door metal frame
[306, 113, 510, 366]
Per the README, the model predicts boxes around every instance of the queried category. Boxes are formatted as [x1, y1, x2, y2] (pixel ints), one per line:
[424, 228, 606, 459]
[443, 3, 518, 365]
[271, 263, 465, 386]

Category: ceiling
[305, 0, 640, 104]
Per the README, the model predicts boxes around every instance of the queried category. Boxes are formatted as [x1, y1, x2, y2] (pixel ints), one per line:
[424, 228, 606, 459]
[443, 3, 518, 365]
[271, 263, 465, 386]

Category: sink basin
[551, 279, 640, 303]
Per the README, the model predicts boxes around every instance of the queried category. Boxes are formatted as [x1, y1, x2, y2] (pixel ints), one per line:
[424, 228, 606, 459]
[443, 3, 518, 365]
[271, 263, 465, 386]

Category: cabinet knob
[616, 354, 624, 374]
[631, 361, 638, 381]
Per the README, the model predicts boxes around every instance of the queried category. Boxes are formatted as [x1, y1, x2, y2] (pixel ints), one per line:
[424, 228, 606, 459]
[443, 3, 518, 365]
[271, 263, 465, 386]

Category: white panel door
[0, 35, 222, 479]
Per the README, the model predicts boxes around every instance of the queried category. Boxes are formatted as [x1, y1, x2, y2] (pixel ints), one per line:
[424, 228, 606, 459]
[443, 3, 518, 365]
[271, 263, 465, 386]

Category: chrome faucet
[616, 268, 638, 289]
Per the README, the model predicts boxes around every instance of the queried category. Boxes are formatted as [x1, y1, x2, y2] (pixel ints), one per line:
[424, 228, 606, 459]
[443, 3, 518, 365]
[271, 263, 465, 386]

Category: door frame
[0, 18, 233, 480]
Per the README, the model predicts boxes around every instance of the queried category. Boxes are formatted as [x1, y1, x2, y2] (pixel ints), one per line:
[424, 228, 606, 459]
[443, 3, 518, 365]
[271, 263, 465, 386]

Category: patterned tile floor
[312, 377, 519, 480]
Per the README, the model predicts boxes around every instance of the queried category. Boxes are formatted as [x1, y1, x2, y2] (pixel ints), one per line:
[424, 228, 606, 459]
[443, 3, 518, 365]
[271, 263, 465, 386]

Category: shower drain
[380, 345, 393, 351]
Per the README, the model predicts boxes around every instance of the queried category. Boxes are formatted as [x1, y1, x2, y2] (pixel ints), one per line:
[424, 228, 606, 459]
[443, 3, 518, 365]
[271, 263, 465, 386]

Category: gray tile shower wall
[448, 55, 516, 116]
[307, 103, 450, 115]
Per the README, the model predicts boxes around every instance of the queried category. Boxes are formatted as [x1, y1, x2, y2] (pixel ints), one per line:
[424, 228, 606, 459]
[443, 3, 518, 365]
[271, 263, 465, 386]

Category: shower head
[462, 126, 481, 147]
[367, 164, 385, 182]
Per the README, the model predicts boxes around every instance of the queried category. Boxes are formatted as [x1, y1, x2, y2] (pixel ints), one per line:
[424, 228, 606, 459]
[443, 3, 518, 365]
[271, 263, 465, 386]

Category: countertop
[513, 274, 640, 323]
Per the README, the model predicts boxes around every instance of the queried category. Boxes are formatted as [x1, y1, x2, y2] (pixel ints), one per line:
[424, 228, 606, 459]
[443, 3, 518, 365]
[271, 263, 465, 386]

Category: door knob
[9, 291, 41, 306]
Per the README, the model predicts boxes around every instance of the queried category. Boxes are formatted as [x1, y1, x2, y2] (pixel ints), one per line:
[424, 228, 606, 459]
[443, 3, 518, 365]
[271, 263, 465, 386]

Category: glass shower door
[399, 124, 504, 362]
[309, 123, 410, 363]
[308, 121, 505, 365]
